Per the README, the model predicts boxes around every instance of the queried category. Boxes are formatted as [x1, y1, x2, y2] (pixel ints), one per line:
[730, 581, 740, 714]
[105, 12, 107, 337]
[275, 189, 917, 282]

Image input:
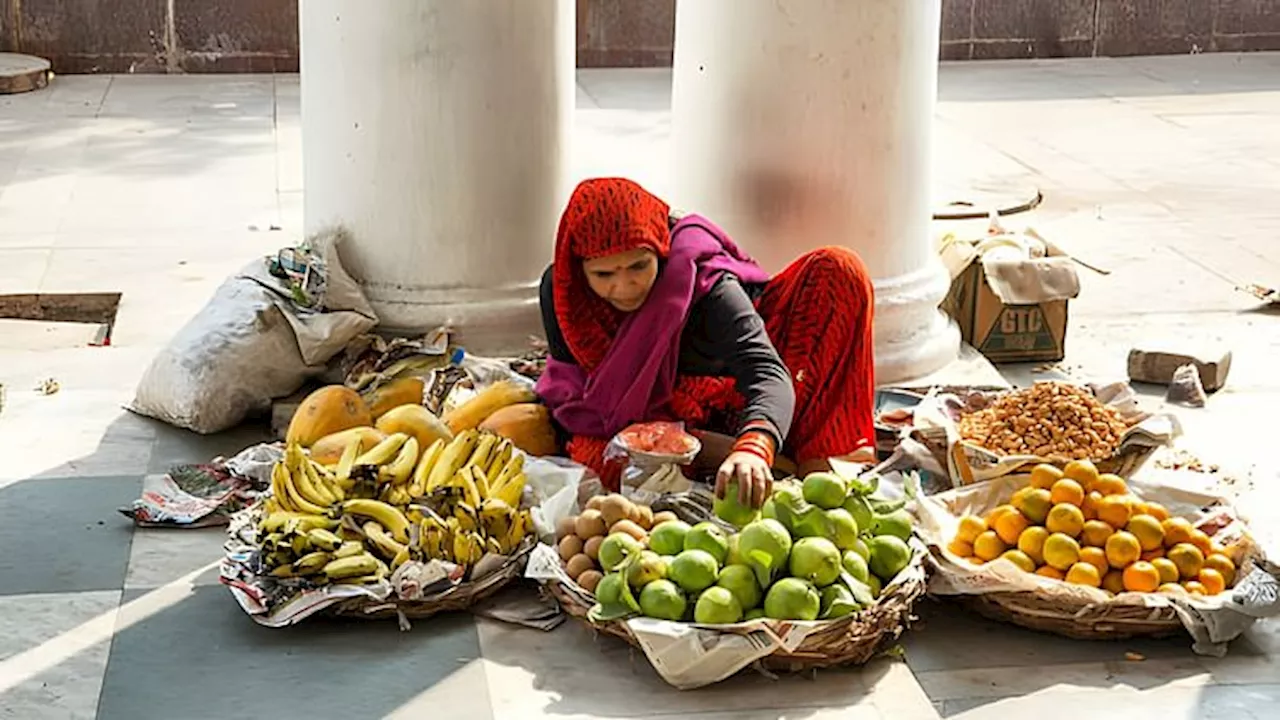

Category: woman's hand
[715, 451, 773, 508]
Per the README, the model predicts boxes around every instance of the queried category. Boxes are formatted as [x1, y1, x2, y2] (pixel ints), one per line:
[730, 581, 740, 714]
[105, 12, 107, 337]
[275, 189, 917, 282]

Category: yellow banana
[485, 535, 504, 556]
[306, 528, 343, 552]
[335, 434, 362, 482]
[276, 462, 329, 515]
[294, 551, 333, 575]
[391, 546, 412, 571]
[293, 459, 335, 506]
[363, 521, 409, 560]
[334, 541, 365, 558]
[259, 511, 335, 533]
[341, 499, 412, 543]
[492, 470, 526, 508]
[270, 464, 298, 513]
[466, 433, 498, 474]
[379, 437, 419, 486]
[269, 563, 297, 578]
[355, 433, 409, 467]
[441, 380, 536, 433]
[265, 550, 292, 568]
[322, 553, 380, 579]
[409, 438, 446, 498]
[486, 440, 513, 480]
[452, 531, 478, 567]
[290, 535, 312, 555]
[426, 430, 479, 492]
[453, 502, 480, 533]
[453, 467, 482, 508]
[310, 461, 345, 502]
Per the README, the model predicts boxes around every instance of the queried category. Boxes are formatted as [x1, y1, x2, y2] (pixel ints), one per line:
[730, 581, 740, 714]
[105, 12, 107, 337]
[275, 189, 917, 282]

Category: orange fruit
[1123, 561, 1161, 592]
[1161, 517, 1195, 547]
[1066, 562, 1102, 588]
[1143, 502, 1170, 521]
[966, 557, 986, 566]
[1017, 526, 1050, 564]
[1042, 533, 1081, 571]
[1050, 479, 1086, 507]
[1151, 557, 1180, 585]
[1093, 473, 1128, 496]
[1000, 549, 1037, 573]
[956, 515, 988, 544]
[1204, 553, 1236, 587]
[985, 504, 1017, 526]
[1188, 529, 1214, 556]
[1158, 583, 1187, 595]
[1082, 491, 1104, 520]
[1036, 565, 1065, 580]
[994, 510, 1030, 545]
[973, 530, 1008, 561]
[948, 538, 975, 558]
[1127, 515, 1165, 552]
[1063, 459, 1100, 490]
[1081, 520, 1115, 548]
[1184, 580, 1207, 596]
[1105, 531, 1142, 569]
[1030, 463, 1065, 490]
[1079, 546, 1109, 575]
[1167, 543, 1205, 580]
[1096, 496, 1133, 528]
[1013, 488, 1053, 524]
[1102, 569, 1126, 594]
[1198, 568, 1226, 596]
[1046, 503, 1085, 537]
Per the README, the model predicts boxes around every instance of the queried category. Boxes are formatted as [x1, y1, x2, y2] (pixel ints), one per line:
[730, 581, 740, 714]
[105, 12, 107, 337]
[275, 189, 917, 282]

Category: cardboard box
[939, 229, 1081, 363]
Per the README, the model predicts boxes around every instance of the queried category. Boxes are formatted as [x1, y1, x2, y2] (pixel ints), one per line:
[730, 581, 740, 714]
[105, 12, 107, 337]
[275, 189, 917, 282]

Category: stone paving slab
[0, 476, 139, 596]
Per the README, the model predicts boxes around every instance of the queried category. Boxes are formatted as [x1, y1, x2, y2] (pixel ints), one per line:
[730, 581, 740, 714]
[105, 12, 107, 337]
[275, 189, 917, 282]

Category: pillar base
[359, 281, 541, 356]
[873, 261, 960, 384]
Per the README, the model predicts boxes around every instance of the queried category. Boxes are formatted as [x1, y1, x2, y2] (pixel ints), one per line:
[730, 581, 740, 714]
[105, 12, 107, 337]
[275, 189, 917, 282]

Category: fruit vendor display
[957, 381, 1129, 460]
[257, 420, 534, 584]
[947, 460, 1242, 597]
[567, 472, 918, 624]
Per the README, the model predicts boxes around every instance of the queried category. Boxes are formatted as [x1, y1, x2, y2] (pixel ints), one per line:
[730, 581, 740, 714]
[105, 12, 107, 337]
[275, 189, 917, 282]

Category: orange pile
[949, 460, 1238, 597]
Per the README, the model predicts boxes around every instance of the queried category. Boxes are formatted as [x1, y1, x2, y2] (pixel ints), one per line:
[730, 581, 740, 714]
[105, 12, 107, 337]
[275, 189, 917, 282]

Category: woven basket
[952, 590, 1182, 640]
[330, 537, 536, 621]
[546, 548, 928, 673]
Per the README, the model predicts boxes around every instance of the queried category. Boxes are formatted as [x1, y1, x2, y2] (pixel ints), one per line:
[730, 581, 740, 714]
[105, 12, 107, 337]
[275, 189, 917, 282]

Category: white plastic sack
[130, 227, 378, 433]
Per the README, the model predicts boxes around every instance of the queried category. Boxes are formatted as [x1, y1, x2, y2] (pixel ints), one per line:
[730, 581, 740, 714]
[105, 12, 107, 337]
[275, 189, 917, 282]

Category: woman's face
[582, 248, 659, 312]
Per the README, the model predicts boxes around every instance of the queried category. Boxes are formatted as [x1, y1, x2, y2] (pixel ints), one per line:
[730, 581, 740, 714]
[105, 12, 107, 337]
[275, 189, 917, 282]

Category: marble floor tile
[147, 419, 276, 474]
[97, 586, 489, 720]
[0, 590, 121, 720]
[123, 525, 225, 590]
[0, 476, 140, 596]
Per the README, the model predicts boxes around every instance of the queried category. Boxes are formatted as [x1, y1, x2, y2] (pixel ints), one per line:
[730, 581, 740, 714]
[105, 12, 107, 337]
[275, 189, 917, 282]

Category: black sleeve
[695, 276, 795, 445]
[539, 265, 574, 363]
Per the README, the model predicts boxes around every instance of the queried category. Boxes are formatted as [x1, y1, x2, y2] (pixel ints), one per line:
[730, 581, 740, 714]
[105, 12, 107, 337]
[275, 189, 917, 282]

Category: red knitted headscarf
[553, 178, 672, 371]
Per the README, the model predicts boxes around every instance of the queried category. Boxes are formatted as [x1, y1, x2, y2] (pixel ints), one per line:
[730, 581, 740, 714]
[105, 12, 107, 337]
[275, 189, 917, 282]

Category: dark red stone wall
[2, 0, 1276, 74]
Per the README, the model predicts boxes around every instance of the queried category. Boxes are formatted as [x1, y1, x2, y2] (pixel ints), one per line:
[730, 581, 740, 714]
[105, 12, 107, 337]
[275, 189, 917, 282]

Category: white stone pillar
[300, 0, 574, 353]
[670, 0, 958, 383]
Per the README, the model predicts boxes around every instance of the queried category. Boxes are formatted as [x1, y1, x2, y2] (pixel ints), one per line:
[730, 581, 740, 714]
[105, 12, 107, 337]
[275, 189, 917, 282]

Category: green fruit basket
[542, 489, 929, 675]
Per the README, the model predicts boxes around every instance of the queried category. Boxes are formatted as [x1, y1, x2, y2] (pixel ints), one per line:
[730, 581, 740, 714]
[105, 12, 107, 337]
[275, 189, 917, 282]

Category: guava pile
[586, 473, 916, 624]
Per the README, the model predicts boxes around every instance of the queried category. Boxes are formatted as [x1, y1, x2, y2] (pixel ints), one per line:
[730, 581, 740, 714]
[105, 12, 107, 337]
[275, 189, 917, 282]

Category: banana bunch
[255, 510, 388, 584]
[256, 430, 533, 582]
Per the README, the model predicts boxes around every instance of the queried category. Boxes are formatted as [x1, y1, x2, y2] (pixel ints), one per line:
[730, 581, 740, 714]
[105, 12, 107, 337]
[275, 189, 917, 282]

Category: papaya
[374, 404, 453, 450]
[362, 377, 426, 419]
[309, 426, 388, 465]
[478, 403, 558, 457]
[285, 386, 373, 447]
[442, 380, 537, 433]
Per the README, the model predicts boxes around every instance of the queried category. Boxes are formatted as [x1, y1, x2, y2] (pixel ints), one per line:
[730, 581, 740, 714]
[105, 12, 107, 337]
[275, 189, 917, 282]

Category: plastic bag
[605, 422, 701, 504]
[1167, 363, 1208, 408]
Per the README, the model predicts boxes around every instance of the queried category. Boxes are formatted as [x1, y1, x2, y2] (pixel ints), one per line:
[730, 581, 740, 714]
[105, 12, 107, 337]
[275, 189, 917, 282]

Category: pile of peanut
[956, 382, 1129, 460]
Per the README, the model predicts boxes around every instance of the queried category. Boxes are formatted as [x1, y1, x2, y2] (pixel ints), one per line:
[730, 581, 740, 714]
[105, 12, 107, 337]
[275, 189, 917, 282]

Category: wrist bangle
[733, 430, 776, 467]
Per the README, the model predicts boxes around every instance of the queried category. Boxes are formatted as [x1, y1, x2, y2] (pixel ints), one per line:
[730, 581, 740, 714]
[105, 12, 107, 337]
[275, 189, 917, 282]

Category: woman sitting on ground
[535, 177, 877, 508]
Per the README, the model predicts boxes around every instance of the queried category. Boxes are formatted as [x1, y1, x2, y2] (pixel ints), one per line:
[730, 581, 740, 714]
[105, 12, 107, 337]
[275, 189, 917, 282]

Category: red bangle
[733, 430, 776, 467]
